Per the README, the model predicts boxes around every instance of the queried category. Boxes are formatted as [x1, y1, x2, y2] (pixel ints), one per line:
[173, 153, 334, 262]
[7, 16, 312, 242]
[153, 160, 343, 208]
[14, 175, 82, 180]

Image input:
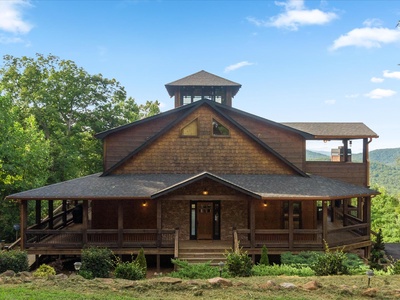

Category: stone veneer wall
[220, 199, 248, 240]
[162, 200, 190, 240]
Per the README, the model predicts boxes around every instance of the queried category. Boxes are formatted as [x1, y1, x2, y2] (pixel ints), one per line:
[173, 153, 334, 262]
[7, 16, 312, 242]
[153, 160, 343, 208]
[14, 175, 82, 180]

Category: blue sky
[1, 0, 400, 153]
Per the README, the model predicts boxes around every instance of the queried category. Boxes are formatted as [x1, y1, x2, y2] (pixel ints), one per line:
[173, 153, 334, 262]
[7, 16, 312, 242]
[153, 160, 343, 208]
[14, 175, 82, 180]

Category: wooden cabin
[6, 70, 379, 268]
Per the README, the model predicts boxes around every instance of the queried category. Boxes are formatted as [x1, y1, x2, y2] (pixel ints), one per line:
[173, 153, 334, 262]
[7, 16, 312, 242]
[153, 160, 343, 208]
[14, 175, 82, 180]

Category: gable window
[212, 119, 229, 136]
[180, 119, 198, 137]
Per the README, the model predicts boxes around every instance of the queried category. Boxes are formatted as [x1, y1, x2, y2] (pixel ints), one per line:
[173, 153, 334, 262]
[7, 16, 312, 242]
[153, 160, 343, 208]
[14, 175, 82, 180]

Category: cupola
[165, 70, 241, 108]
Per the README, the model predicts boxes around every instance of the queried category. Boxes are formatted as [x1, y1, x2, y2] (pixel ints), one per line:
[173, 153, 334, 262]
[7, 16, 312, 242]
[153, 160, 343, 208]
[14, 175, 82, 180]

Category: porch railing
[25, 228, 176, 249]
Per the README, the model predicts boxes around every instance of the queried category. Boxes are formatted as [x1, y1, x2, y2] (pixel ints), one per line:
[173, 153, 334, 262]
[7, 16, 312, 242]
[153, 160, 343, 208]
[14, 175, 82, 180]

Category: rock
[208, 277, 233, 287]
[280, 282, 296, 289]
[0, 270, 15, 277]
[339, 285, 353, 296]
[193, 290, 203, 296]
[155, 277, 182, 285]
[17, 271, 32, 278]
[362, 288, 378, 297]
[303, 280, 321, 290]
[259, 280, 277, 289]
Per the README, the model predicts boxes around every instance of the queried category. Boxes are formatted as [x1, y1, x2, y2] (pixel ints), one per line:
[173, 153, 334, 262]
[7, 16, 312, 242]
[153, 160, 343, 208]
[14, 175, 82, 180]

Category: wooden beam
[322, 201, 328, 244]
[35, 200, 41, 226]
[62, 200, 67, 226]
[288, 202, 294, 250]
[20, 200, 28, 250]
[250, 199, 255, 248]
[48, 200, 54, 229]
[118, 200, 123, 248]
[82, 201, 88, 245]
[157, 199, 162, 248]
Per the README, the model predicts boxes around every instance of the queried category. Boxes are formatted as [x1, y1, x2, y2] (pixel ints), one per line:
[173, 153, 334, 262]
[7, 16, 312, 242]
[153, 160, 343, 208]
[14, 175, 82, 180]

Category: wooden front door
[197, 202, 213, 239]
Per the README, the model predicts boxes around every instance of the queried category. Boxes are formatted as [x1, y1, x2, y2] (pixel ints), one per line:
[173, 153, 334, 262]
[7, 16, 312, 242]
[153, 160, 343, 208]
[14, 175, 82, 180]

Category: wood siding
[305, 162, 368, 187]
[113, 106, 297, 175]
[226, 111, 305, 170]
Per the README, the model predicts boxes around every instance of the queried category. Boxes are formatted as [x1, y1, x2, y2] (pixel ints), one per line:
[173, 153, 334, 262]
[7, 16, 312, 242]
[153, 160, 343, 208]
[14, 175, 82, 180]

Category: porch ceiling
[6, 172, 378, 201]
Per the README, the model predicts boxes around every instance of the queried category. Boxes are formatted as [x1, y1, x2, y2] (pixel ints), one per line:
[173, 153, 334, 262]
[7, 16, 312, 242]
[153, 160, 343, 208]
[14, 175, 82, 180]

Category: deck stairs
[177, 241, 231, 265]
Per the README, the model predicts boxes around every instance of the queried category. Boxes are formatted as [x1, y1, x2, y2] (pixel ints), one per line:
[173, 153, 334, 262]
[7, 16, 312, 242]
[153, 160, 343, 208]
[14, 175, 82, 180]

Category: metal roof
[6, 172, 378, 201]
[282, 122, 378, 139]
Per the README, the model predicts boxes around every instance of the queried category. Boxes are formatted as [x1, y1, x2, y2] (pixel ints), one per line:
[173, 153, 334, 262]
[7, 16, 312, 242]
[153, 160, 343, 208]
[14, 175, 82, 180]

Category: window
[180, 119, 198, 137]
[179, 87, 226, 105]
[283, 201, 301, 229]
[212, 119, 229, 136]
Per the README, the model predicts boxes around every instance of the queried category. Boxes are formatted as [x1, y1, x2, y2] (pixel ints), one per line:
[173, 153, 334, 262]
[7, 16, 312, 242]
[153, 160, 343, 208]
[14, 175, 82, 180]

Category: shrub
[80, 247, 113, 278]
[253, 264, 315, 277]
[169, 259, 220, 279]
[310, 243, 349, 276]
[225, 248, 252, 277]
[33, 264, 56, 278]
[259, 245, 269, 266]
[135, 248, 147, 276]
[392, 260, 400, 274]
[114, 261, 145, 280]
[78, 269, 93, 280]
[281, 251, 321, 268]
[369, 229, 385, 270]
[0, 250, 29, 273]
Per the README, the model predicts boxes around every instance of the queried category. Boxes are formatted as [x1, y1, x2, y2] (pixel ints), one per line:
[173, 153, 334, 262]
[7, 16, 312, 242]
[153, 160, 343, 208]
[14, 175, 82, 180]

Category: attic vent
[180, 119, 198, 137]
[212, 119, 229, 136]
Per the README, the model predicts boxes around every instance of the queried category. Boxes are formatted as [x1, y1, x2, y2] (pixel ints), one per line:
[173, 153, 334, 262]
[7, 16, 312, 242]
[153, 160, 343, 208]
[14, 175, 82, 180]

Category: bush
[259, 245, 269, 266]
[225, 248, 253, 277]
[253, 264, 314, 277]
[369, 229, 385, 270]
[80, 247, 113, 278]
[33, 264, 56, 278]
[135, 248, 147, 275]
[281, 251, 321, 268]
[169, 259, 221, 279]
[0, 250, 29, 273]
[114, 261, 145, 280]
[310, 243, 349, 276]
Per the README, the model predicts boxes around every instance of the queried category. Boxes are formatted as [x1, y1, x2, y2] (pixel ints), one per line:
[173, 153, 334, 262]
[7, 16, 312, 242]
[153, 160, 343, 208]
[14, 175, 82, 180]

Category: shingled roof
[6, 172, 378, 201]
[165, 70, 242, 97]
[282, 122, 378, 139]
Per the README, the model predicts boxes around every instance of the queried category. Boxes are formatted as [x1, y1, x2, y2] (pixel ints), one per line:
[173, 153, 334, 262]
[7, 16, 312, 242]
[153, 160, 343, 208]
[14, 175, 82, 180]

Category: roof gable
[105, 100, 307, 176]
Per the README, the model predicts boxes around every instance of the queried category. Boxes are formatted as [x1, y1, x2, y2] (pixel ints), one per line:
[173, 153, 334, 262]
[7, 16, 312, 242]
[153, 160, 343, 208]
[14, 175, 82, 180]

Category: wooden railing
[25, 228, 176, 249]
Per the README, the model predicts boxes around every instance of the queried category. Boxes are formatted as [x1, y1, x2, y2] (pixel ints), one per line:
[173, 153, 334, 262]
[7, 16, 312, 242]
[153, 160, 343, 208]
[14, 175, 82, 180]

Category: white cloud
[247, 0, 337, 31]
[224, 61, 254, 73]
[330, 27, 400, 51]
[364, 88, 396, 99]
[324, 99, 336, 105]
[0, 0, 33, 34]
[383, 70, 400, 80]
[363, 18, 383, 27]
[370, 77, 384, 83]
[0, 34, 23, 44]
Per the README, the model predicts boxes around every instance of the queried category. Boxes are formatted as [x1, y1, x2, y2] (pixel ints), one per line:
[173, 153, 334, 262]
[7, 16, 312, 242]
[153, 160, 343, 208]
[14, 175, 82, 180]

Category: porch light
[74, 262, 82, 271]
[202, 188, 208, 195]
[218, 261, 225, 277]
[142, 200, 148, 207]
[263, 200, 268, 207]
[366, 269, 374, 287]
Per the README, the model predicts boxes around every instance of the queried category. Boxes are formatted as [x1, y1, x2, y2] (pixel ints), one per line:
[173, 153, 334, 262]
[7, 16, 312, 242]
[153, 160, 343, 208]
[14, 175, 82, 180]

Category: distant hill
[307, 148, 400, 195]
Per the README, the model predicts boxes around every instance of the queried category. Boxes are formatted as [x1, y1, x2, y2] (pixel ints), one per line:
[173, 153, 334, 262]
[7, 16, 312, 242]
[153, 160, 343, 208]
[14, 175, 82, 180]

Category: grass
[1, 275, 400, 299]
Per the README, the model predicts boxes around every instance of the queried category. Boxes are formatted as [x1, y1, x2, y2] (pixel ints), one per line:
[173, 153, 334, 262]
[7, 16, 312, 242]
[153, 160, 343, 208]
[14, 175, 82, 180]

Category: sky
[1, 0, 400, 153]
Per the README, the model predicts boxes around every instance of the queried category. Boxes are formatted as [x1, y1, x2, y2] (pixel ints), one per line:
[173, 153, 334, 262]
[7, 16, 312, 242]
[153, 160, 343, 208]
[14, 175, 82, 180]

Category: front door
[197, 202, 214, 239]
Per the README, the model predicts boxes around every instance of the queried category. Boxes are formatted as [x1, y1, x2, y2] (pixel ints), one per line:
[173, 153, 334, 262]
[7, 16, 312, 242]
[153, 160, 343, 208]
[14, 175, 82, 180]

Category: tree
[0, 54, 160, 183]
[0, 94, 51, 241]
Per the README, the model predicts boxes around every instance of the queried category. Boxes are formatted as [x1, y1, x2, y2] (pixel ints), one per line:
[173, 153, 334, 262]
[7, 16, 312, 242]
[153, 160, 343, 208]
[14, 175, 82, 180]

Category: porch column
[357, 197, 363, 220]
[343, 199, 348, 226]
[35, 200, 41, 226]
[62, 200, 67, 226]
[82, 200, 88, 245]
[364, 197, 371, 236]
[322, 201, 328, 244]
[288, 201, 294, 250]
[250, 199, 255, 249]
[157, 199, 162, 248]
[48, 200, 54, 229]
[20, 200, 28, 250]
[118, 200, 123, 248]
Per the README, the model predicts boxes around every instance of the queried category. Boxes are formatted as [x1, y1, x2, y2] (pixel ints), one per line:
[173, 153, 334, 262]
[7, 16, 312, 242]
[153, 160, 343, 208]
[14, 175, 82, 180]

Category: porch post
[82, 200, 88, 245]
[322, 201, 328, 244]
[364, 197, 371, 236]
[62, 200, 67, 226]
[357, 197, 363, 220]
[20, 200, 28, 250]
[118, 200, 123, 248]
[48, 200, 54, 229]
[35, 200, 41, 226]
[157, 199, 162, 247]
[250, 199, 255, 249]
[343, 199, 348, 226]
[288, 201, 294, 250]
